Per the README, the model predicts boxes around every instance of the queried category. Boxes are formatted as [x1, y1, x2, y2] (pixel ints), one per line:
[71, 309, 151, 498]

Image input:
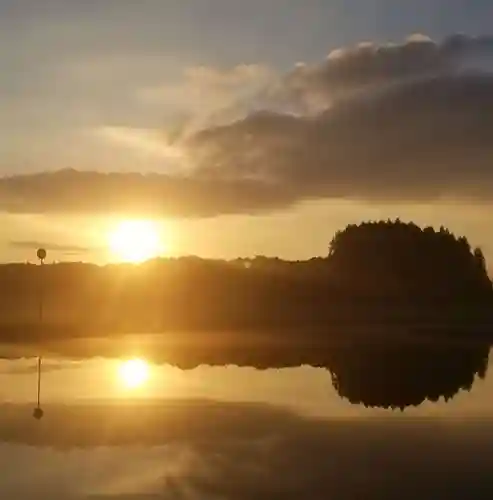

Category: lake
[0, 335, 492, 499]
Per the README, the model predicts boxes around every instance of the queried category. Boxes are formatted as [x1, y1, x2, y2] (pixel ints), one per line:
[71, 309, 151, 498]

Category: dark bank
[0, 220, 492, 343]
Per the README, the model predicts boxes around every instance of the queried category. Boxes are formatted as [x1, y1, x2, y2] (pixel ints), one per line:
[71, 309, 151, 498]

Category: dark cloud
[1, 35, 493, 217]
[0, 169, 296, 217]
[1, 401, 493, 499]
[272, 33, 493, 110]
[188, 72, 493, 202]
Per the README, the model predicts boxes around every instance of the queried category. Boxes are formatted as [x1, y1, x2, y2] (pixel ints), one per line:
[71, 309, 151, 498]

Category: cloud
[9, 240, 92, 255]
[138, 63, 277, 138]
[0, 169, 295, 217]
[268, 33, 493, 112]
[0, 359, 81, 374]
[1, 34, 493, 217]
[186, 72, 493, 202]
[141, 64, 275, 103]
[94, 127, 185, 164]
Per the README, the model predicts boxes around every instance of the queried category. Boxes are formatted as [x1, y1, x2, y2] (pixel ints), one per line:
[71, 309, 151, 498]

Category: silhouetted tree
[327, 219, 492, 315]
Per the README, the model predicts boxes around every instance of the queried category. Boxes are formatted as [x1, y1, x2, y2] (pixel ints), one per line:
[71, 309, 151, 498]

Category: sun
[108, 219, 163, 263]
[118, 358, 150, 389]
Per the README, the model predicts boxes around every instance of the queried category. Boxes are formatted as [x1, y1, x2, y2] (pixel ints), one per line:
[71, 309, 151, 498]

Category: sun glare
[108, 219, 163, 262]
[118, 358, 150, 389]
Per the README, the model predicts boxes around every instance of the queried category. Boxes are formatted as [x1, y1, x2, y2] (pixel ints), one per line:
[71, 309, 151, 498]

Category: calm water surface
[0, 335, 492, 499]
[0, 353, 492, 418]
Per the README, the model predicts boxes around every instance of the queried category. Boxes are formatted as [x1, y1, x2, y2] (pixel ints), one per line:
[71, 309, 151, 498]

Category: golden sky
[0, 198, 490, 265]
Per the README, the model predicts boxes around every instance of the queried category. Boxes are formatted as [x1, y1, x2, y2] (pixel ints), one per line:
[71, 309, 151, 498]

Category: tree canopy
[328, 219, 492, 301]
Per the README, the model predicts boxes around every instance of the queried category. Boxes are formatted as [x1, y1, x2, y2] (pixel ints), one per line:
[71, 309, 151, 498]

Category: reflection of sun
[118, 358, 150, 389]
[108, 219, 163, 263]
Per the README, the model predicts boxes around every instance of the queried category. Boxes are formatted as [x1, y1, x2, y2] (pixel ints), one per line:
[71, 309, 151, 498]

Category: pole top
[36, 248, 47, 262]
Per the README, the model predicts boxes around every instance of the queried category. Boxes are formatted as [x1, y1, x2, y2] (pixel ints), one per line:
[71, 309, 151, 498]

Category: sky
[1, 0, 493, 263]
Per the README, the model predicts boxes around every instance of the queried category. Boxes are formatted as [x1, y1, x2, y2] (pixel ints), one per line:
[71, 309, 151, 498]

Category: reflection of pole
[33, 248, 46, 420]
[37, 356, 41, 408]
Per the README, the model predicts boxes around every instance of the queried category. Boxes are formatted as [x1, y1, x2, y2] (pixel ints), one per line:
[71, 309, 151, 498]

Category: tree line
[0, 219, 491, 338]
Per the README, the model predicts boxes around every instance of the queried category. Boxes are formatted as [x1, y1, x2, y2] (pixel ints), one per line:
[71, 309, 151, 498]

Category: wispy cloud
[9, 240, 92, 254]
[137, 63, 277, 139]
[0, 359, 82, 374]
[94, 127, 185, 164]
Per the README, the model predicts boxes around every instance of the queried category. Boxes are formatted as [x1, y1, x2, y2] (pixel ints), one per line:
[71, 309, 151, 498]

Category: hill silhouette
[0, 219, 491, 342]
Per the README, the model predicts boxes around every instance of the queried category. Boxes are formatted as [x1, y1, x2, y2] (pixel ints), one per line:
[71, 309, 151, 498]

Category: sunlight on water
[0, 350, 491, 418]
[0, 345, 492, 498]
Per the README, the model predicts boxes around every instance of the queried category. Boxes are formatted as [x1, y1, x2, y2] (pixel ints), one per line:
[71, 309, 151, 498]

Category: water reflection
[0, 336, 492, 498]
[2, 405, 493, 499]
[9, 330, 491, 410]
[0, 334, 491, 415]
[327, 340, 490, 409]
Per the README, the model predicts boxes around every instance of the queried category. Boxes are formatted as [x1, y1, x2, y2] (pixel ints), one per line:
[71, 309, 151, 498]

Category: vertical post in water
[33, 248, 46, 420]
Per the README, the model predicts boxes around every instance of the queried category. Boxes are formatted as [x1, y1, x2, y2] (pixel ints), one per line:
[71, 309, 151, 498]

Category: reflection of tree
[326, 340, 490, 409]
[163, 338, 490, 410]
[2, 332, 491, 410]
